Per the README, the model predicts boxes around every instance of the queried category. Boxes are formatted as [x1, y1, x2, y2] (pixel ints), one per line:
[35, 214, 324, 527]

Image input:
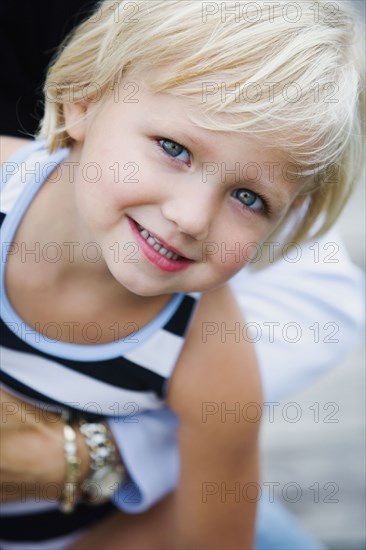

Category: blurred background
[261, 174, 365, 550]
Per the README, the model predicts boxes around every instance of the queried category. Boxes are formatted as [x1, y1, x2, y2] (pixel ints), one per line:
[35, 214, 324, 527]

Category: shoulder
[0, 136, 32, 165]
[167, 284, 262, 447]
[167, 286, 261, 546]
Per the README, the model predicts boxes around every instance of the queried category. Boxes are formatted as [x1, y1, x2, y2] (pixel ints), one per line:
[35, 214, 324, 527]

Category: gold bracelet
[79, 419, 125, 504]
[59, 410, 81, 514]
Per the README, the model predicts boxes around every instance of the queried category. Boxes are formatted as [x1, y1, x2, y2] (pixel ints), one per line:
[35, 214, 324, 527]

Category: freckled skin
[62, 81, 301, 299]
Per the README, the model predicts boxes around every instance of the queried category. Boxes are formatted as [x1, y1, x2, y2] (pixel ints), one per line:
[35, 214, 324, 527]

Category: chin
[127, 286, 167, 297]
[114, 274, 169, 297]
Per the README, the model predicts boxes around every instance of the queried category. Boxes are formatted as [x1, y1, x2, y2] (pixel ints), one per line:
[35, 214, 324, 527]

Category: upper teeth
[138, 225, 180, 260]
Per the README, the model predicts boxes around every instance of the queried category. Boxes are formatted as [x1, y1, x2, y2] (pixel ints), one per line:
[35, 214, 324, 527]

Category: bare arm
[70, 285, 262, 549]
[167, 284, 262, 549]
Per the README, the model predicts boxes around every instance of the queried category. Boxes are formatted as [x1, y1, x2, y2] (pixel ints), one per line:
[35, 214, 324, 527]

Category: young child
[1, 0, 364, 548]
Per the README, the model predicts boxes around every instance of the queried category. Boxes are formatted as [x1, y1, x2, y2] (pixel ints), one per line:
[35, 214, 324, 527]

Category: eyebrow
[171, 129, 204, 150]
[164, 131, 205, 156]
[147, 117, 212, 154]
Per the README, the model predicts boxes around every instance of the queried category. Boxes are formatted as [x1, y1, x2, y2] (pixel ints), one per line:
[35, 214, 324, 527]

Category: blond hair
[38, 0, 365, 245]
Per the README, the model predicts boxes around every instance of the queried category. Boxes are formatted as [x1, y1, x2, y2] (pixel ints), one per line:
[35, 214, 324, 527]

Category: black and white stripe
[0, 141, 200, 546]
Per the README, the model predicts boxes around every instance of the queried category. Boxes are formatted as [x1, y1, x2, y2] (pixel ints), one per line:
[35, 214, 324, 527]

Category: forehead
[107, 81, 288, 157]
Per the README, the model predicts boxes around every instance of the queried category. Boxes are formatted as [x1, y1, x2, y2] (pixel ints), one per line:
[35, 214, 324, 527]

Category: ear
[63, 102, 88, 142]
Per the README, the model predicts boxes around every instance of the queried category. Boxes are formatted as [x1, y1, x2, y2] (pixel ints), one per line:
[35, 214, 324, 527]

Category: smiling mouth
[136, 223, 184, 261]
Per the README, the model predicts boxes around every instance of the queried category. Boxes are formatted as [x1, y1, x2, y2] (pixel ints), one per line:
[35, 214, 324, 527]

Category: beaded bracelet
[79, 419, 125, 504]
[59, 410, 81, 514]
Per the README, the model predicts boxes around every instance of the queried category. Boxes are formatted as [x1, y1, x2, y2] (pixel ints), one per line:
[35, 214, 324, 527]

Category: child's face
[65, 81, 302, 297]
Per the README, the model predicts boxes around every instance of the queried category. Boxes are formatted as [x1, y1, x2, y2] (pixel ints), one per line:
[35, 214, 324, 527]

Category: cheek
[207, 222, 266, 278]
[207, 243, 248, 281]
[215, 252, 247, 281]
[73, 171, 122, 231]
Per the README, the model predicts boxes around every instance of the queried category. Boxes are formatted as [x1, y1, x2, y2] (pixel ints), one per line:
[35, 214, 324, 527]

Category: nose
[161, 187, 217, 241]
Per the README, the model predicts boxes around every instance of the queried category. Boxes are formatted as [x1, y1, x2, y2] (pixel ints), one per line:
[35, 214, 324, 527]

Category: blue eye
[159, 139, 190, 164]
[232, 189, 265, 211]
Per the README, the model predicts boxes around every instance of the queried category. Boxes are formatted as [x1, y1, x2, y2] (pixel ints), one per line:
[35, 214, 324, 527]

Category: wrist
[37, 415, 66, 487]
[59, 411, 80, 513]
[74, 424, 92, 485]
[58, 412, 125, 513]
[40, 414, 90, 488]
[57, 411, 90, 513]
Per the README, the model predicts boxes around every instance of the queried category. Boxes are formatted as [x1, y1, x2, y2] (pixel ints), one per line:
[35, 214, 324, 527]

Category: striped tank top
[0, 140, 200, 548]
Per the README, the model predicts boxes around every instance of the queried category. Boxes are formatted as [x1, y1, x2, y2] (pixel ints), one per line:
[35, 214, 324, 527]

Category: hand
[0, 388, 90, 504]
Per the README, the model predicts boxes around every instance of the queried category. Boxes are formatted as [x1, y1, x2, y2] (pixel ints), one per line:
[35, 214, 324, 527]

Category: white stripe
[1, 347, 164, 415]
[1, 150, 50, 213]
[125, 330, 184, 378]
[0, 382, 64, 414]
[1, 499, 58, 516]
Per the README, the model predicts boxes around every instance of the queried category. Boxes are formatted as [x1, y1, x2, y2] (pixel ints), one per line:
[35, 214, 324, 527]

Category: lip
[136, 220, 187, 258]
[127, 217, 194, 273]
